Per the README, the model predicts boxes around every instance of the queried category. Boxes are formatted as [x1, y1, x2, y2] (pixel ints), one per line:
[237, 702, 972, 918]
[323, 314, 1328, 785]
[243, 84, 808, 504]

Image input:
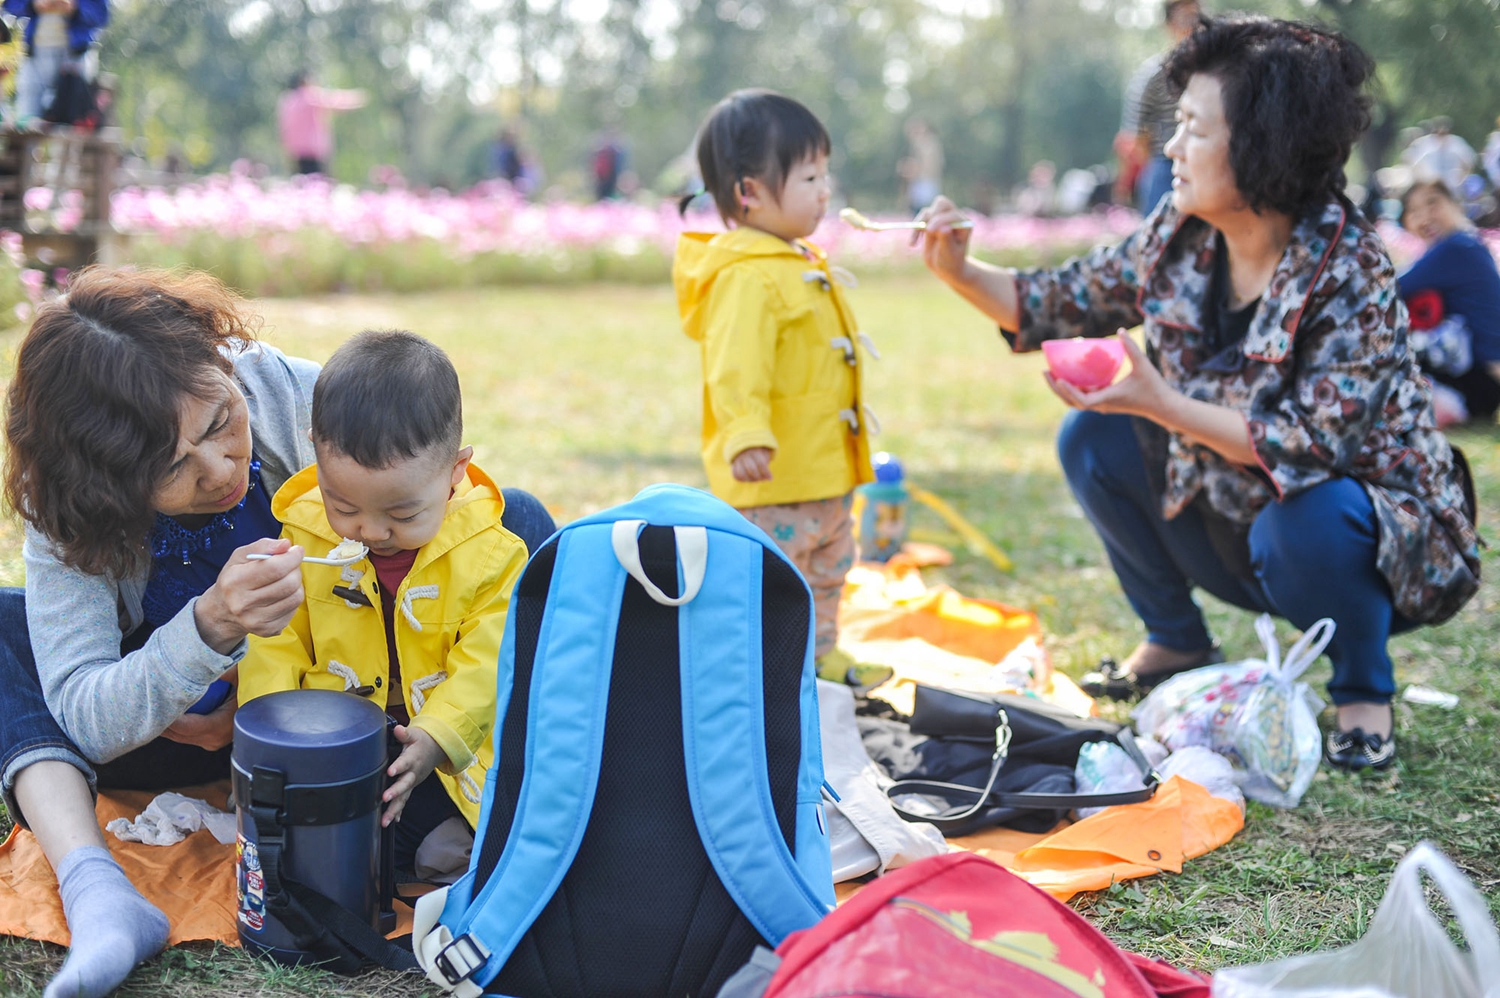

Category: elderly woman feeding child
[918, 15, 1479, 772]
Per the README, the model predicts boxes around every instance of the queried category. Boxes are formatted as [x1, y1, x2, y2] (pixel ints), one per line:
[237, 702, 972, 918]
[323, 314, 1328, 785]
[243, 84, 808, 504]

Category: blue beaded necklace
[150, 459, 263, 565]
[140, 458, 281, 631]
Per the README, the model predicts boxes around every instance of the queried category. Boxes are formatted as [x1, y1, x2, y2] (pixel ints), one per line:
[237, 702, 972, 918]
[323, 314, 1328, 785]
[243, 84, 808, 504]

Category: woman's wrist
[193, 586, 247, 656]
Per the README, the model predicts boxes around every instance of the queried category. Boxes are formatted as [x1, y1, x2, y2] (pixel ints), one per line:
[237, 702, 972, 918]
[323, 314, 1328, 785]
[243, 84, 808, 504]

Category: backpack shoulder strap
[416, 523, 627, 994]
[680, 521, 834, 944]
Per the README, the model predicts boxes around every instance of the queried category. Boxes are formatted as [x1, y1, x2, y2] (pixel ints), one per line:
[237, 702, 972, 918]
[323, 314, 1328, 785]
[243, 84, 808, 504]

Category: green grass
[1, 277, 1498, 993]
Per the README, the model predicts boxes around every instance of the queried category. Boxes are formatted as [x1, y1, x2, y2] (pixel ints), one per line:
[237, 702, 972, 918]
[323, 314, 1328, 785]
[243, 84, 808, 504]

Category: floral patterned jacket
[1008, 197, 1481, 625]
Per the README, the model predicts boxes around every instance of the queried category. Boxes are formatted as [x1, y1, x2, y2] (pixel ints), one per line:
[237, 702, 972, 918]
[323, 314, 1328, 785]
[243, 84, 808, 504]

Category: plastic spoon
[247, 539, 368, 566]
[839, 207, 973, 231]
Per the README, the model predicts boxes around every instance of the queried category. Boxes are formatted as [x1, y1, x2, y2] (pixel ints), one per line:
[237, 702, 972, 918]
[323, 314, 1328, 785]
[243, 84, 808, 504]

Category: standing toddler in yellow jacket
[673, 90, 877, 675]
[239, 330, 529, 875]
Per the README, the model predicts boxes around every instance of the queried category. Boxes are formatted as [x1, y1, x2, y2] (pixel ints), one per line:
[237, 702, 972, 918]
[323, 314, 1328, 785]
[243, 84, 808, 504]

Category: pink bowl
[1041, 337, 1126, 392]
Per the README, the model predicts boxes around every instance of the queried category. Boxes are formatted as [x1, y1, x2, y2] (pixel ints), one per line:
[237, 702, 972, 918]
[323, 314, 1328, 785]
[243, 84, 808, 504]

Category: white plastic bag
[1213, 842, 1500, 998]
[1073, 740, 1148, 818]
[1157, 745, 1244, 813]
[1132, 615, 1330, 808]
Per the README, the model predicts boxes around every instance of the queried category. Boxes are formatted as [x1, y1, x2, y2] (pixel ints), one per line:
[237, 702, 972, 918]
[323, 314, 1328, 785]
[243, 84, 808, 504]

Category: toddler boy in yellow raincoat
[240, 330, 529, 873]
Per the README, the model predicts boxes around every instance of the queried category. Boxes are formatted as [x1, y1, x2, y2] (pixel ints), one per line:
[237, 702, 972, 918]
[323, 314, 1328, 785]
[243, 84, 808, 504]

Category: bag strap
[434, 524, 626, 991]
[885, 726, 1160, 827]
[680, 528, 833, 944]
[246, 775, 418, 974]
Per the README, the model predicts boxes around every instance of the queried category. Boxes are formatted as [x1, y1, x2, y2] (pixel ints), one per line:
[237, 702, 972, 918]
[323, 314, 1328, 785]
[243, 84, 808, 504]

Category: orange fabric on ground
[0, 783, 238, 947]
[0, 781, 416, 948]
[840, 561, 1042, 664]
[837, 776, 1244, 907]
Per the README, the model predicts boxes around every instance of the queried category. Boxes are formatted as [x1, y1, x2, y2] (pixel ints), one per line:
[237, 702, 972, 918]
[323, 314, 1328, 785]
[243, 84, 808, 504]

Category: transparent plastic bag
[1132, 615, 1331, 808]
[1213, 842, 1500, 998]
[1073, 740, 1147, 818]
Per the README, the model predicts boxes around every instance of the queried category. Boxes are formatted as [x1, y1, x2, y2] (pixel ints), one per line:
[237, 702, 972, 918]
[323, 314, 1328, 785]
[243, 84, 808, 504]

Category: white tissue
[106, 792, 238, 846]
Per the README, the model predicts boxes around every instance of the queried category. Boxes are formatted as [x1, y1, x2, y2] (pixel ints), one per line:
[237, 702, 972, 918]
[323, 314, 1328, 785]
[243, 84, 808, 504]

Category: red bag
[764, 853, 1208, 998]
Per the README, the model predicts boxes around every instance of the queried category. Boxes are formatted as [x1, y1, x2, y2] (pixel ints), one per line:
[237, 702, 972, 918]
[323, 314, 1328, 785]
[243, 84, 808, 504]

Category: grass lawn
[1, 276, 1497, 994]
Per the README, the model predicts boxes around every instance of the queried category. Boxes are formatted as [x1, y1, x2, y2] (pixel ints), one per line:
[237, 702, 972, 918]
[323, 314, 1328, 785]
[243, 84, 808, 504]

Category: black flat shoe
[1079, 644, 1225, 701]
[1324, 727, 1396, 771]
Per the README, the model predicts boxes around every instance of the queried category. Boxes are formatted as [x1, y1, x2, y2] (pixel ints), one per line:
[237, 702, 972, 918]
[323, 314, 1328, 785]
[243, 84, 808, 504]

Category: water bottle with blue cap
[857, 451, 909, 562]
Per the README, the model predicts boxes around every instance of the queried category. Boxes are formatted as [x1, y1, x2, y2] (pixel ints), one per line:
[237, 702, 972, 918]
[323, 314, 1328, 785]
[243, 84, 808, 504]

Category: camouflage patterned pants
[737, 493, 855, 659]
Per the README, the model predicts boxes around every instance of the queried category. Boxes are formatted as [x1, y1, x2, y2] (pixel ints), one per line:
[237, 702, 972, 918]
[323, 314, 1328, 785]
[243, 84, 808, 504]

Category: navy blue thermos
[232, 690, 390, 963]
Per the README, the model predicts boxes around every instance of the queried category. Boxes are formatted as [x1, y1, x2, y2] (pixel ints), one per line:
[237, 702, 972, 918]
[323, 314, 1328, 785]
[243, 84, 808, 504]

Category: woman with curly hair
[917, 16, 1479, 772]
[0, 269, 552, 997]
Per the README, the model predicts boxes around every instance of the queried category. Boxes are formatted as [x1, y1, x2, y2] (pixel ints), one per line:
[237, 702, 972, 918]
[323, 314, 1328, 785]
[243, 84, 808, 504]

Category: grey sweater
[23, 342, 319, 763]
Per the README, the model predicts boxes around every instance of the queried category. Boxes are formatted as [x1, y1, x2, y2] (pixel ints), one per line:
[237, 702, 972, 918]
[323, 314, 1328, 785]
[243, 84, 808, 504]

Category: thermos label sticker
[236, 834, 266, 931]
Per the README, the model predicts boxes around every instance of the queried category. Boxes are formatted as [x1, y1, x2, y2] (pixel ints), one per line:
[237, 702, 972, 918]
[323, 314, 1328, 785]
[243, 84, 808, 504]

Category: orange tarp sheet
[838, 776, 1244, 905]
[0, 782, 416, 947]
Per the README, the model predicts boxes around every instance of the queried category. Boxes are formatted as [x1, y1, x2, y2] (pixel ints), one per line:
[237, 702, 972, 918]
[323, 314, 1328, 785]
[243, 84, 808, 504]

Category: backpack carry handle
[611, 521, 708, 606]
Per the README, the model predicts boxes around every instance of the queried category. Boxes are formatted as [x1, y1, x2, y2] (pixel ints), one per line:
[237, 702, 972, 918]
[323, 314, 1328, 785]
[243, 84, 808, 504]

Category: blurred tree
[93, 0, 1500, 204]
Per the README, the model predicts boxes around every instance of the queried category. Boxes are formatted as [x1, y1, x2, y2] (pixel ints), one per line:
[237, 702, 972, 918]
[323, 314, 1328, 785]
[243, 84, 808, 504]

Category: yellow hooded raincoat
[674, 227, 877, 509]
[239, 462, 528, 826]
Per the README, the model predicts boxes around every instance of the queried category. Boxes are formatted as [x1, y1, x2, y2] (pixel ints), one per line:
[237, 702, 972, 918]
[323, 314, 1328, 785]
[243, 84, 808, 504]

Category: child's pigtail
[678, 189, 705, 217]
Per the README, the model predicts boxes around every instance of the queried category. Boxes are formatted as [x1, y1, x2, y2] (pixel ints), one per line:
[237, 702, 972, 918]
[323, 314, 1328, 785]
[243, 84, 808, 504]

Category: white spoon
[839, 206, 974, 231]
[247, 538, 368, 566]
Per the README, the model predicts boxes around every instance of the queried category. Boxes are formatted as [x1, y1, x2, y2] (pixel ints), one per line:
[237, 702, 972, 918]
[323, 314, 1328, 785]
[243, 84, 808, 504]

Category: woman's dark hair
[3, 268, 256, 577]
[683, 89, 831, 225]
[1165, 15, 1375, 217]
[311, 330, 462, 469]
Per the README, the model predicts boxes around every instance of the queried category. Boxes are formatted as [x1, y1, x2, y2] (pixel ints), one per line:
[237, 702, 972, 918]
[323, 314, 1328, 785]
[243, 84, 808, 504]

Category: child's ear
[450, 445, 474, 488]
[739, 176, 769, 213]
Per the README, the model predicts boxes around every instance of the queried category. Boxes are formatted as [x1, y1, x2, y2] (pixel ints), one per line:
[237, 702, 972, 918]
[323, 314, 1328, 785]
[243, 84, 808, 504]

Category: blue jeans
[0, 587, 97, 828]
[0, 489, 557, 827]
[499, 487, 557, 556]
[1136, 155, 1174, 216]
[15, 46, 69, 120]
[1058, 411, 1413, 705]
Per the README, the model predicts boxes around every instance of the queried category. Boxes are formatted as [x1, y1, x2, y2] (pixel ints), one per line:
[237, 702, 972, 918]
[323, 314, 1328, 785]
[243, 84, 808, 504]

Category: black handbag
[885, 685, 1160, 833]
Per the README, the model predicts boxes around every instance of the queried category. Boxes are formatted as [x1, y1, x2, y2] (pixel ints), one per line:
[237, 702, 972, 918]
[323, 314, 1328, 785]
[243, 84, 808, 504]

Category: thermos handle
[610, 521, 707, 607]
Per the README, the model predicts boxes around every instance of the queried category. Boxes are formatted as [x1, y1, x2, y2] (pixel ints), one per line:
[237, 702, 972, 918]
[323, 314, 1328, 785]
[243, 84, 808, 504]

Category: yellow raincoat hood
[673, 227, 876, 508]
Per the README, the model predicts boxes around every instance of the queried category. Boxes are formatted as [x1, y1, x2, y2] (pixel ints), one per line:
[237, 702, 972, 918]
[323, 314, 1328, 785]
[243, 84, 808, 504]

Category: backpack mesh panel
[474, 537, 559, 893]
[759, 550, 806, 852]
[478, 525, 812, 997]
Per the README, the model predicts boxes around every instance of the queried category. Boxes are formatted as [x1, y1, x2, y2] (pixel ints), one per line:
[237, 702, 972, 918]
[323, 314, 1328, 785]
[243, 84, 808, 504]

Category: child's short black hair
[688, 89, 831, 226]
[312, 329, 462, 469]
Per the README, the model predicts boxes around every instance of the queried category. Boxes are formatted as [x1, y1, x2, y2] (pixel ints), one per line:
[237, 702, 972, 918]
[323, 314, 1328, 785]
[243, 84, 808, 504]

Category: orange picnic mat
[0, 777, 1240, 947]
[0, 781, 417, 947]
[0, 554, 1240, 947]
[838, 776, 1244, 905]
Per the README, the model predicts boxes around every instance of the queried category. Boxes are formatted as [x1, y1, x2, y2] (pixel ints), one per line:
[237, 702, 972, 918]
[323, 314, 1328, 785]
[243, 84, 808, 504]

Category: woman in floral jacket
[919, 16, 1479, 771]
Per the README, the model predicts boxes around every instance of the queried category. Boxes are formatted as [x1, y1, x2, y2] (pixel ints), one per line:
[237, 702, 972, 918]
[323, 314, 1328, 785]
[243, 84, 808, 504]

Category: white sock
[44, 846, 170, 998]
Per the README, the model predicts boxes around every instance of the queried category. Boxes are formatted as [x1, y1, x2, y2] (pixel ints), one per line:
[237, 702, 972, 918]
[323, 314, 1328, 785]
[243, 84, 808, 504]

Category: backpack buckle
[434, 933, 490, 987]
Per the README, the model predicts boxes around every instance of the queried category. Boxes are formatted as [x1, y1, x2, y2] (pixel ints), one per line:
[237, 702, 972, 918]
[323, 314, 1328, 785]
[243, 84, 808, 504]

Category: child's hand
[383, 724, 448, 826]
[731, 447, 773, 482]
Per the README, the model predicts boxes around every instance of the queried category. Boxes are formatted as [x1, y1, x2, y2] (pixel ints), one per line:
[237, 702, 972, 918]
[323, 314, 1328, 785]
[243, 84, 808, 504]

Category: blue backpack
[413, 484, 835, 997]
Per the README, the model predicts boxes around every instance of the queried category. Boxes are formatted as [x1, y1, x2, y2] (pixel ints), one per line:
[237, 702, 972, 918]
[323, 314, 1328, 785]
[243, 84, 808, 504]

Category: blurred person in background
[1398, 179, 1500, 427]
[277, 70, 366, 176]
[1406, 117, 1476, 195]
[4, 0, 107, 125]
[1118, 0, 1200, 214]
[1482, 115, 1500, 190]
[592, 127, 626, 201]
[899, 117, 944, 215]
[1015, 159, 1057, 217]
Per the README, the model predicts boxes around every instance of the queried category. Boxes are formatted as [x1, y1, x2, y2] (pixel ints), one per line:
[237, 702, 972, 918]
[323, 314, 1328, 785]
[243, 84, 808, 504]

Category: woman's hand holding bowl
[193, 537, 306, 655]
[1044, 330, 1174, 421]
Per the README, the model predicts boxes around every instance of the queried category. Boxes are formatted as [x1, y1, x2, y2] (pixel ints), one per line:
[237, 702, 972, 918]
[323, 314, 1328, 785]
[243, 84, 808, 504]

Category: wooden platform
[0, 127, 124, 270]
